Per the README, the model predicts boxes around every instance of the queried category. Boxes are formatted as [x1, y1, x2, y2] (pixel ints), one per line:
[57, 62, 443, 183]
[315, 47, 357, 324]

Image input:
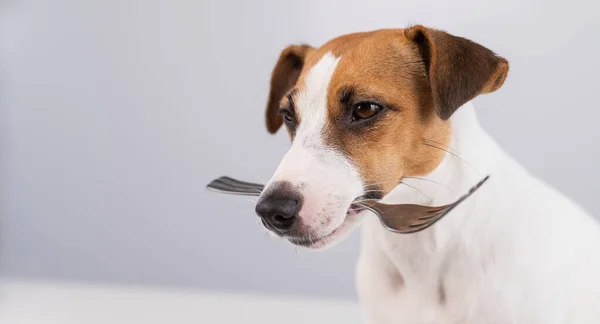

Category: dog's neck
[364, 102, 510, 278]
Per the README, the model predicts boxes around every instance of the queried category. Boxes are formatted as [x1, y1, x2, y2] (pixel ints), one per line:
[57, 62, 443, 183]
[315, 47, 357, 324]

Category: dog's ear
[404, 25, 509, 120]
[265, 44, 314, 134]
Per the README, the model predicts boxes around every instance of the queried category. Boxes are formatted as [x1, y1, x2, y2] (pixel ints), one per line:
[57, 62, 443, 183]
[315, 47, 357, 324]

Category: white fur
[356, 103, 600, 324]
[266, 52, 364, 239]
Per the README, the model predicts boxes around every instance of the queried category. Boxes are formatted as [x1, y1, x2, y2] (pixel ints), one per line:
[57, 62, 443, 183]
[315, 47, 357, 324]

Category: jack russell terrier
[254, 26, 600, 324]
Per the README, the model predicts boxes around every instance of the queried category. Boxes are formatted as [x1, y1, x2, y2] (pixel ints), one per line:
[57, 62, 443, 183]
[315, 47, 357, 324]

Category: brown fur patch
[321, 30, 451, 193]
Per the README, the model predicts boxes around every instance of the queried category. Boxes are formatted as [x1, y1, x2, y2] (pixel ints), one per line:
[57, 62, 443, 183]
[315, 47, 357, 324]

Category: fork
[206, 175, 489, 234]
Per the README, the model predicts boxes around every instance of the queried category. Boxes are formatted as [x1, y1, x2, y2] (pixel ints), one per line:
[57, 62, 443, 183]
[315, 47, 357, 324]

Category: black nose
[255, 182, 301, 233]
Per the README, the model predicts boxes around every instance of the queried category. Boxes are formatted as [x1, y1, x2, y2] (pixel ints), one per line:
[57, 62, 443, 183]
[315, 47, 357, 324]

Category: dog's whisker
[241, 198, 259, 204]
[422, 139, 481, 175]
[422, 138, 460, 153]
[403, 176, 455, 192]
[399, 182, 431, 200]
[250, 172, 267, 187]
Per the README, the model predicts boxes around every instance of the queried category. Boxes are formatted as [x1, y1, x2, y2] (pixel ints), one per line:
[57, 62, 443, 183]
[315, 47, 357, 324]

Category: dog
[254, 26, 600, 323]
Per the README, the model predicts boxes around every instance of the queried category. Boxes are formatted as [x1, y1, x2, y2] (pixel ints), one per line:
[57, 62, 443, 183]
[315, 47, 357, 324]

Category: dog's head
[255, 26, 508, 249]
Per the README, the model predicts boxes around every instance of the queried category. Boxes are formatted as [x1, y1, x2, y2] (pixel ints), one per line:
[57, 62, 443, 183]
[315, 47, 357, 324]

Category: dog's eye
[279, 109, 294, 123]
[352, 102, 382, 121]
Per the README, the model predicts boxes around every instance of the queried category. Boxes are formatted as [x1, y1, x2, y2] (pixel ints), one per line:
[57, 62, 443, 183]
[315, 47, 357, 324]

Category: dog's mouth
[286, 195, 376, 249]
[287, 213, 358, 249]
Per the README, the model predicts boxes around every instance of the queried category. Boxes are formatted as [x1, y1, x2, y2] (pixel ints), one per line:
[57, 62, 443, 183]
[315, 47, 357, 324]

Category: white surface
[0, 279, 361, 324]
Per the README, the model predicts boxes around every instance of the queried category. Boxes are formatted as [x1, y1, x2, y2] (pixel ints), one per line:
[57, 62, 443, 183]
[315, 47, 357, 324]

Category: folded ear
[265, 44, 314, 134]
[404, 25, 509, 120]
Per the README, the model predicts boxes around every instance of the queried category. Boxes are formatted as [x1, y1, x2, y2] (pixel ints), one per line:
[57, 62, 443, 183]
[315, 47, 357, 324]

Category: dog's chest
[357, 218, 509, 324]
[357, 259, 481, 324]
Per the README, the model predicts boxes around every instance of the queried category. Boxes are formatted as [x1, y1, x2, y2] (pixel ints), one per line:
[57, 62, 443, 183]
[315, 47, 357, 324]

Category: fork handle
[206, 176, 264, 196]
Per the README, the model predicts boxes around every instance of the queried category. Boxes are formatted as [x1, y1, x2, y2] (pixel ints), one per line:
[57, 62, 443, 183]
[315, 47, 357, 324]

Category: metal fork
[206, 175, 489, 234]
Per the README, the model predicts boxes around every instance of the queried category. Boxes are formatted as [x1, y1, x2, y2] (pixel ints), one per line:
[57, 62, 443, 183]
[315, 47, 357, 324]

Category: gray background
[0, 0, 598, 299]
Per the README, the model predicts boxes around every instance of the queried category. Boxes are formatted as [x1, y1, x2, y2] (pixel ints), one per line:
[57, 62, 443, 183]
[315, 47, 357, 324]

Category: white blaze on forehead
[295, 52, 340, 145]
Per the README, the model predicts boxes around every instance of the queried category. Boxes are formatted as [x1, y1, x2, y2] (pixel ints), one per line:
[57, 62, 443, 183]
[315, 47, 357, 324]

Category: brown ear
[405, 25, 509, 120]
[265, 44, 314, 134]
